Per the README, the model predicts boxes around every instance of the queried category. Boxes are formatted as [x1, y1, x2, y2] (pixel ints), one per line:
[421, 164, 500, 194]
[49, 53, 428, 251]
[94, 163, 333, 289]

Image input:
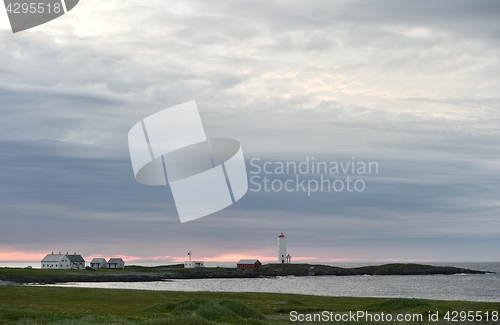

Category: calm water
[21, 262, 500, 302]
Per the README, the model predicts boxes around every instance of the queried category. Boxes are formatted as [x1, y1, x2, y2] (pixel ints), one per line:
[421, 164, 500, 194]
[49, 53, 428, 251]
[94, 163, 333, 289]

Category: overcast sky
[0, 0, 499, 263]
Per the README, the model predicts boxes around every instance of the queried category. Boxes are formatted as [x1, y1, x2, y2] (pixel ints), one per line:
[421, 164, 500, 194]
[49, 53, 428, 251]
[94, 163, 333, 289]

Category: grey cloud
[0, 0, 498, 261]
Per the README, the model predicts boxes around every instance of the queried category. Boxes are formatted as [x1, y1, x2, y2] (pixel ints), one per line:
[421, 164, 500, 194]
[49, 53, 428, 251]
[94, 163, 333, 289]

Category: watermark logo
[3, 0, 79, 33]
[249, 157, 378, 195]
[128, 101, 248, 223]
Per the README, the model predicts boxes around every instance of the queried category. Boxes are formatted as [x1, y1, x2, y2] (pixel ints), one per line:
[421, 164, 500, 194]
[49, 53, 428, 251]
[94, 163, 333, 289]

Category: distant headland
[0, 263, 490, 285]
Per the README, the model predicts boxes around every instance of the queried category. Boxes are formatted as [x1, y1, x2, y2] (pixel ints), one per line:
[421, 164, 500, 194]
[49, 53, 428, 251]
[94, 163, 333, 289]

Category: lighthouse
[278, 232, 286, 263]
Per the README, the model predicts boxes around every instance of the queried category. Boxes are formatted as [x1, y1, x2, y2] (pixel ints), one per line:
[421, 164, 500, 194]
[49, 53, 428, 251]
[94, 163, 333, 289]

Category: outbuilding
[66, 253, 86, 269]
[184, 261, 204, 268]
[237, 259, 262, 269]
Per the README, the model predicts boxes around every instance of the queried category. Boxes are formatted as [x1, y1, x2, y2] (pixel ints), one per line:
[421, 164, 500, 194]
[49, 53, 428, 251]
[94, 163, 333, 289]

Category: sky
[0, 0, 499, 263]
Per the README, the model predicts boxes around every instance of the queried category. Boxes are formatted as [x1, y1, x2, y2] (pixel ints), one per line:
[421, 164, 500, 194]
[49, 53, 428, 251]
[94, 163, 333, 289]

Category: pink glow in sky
[0, 246, 432, 264]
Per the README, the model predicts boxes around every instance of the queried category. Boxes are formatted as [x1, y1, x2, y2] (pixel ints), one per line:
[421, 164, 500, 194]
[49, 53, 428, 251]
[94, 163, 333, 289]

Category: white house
[41, 252, 85, 269]
[107, 258, 125, 269]
[41, 252, 70, 269]
[90, 258, 108, 269]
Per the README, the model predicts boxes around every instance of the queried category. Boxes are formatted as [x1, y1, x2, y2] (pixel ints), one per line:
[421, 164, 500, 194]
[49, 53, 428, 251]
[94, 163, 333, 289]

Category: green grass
[0, 267, 121, 278]
[0, 263, 489, 281]
[0, 265, 239, 280]
[0, 265, 185, 278]
[0, 286, 499, 324]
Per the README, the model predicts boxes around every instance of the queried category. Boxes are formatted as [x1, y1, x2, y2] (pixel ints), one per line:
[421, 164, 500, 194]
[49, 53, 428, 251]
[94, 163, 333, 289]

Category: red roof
[278, 232, 285, 237]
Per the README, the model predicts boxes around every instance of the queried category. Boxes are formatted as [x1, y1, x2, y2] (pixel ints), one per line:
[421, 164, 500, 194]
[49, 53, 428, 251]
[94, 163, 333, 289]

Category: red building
[237, 259, 262, 269]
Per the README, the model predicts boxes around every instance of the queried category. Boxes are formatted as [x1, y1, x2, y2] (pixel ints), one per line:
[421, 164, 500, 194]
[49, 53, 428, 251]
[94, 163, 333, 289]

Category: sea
[1, 262, 499, 302]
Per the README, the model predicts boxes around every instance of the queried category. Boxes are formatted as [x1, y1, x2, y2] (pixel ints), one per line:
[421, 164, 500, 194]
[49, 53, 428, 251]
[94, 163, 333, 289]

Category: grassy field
[0, 286, 499, 324]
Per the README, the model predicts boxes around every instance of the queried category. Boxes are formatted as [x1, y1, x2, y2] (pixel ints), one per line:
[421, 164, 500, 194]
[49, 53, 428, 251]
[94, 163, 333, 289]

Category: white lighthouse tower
[278, 232, 286, 263]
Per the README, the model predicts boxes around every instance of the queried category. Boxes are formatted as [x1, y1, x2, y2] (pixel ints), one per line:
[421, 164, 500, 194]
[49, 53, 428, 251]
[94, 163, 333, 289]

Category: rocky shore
[0, 263, 489, 285]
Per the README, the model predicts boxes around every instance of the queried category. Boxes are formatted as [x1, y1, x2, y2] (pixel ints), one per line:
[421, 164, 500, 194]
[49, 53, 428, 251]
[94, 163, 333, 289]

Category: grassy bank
[0, 265, 186, 278]
[0, 286, 498, 324]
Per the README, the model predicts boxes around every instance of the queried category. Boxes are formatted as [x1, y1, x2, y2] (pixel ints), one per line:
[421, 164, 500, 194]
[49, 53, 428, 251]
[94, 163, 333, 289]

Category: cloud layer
[0, 0, 499, 262]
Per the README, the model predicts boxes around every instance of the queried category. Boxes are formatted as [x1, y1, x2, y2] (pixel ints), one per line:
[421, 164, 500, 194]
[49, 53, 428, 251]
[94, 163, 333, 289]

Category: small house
[107, 258, 125, 269]
[237, 259, 262, 269]
[184, 261, 204, 268]
[90, 258, 108, 269]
